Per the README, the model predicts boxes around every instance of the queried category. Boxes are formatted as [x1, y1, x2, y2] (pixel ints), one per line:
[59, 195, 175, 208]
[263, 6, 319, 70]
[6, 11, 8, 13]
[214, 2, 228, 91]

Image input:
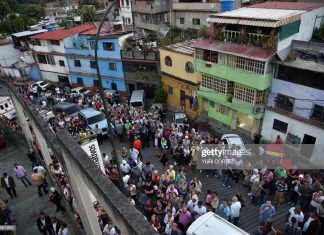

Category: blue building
[65, 25, 133, 97]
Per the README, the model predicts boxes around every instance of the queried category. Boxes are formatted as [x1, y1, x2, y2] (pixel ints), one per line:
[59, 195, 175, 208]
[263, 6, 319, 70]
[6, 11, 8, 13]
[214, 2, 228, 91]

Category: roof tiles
[249, 1, 324, 11]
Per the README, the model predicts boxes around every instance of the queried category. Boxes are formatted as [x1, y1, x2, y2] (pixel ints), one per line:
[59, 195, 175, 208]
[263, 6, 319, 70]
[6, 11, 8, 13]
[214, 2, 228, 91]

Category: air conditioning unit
[253, 104, 265, 114]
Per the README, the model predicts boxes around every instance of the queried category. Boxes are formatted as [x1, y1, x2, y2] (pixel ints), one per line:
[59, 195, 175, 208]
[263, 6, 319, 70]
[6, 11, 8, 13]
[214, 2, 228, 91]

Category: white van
[0, 96, 17, 120]
[130, 90, 145, 108]
[186, 212, 249, 235]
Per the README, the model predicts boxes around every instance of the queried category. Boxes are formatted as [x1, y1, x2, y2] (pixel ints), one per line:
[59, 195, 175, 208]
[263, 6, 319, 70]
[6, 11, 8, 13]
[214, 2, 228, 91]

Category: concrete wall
[38, 55, 70, 75]
[172, 11, 216, 29]
[40, 70, 69, 82]
[0, 43, 20, 67]
[268, 78, 324, 119]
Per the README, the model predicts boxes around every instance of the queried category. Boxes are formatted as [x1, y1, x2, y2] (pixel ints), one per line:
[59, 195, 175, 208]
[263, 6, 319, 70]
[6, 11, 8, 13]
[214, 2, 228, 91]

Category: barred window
[195, 49, 204, 59]
[219, 53, 265, 75]
[234, 84, 256, 104]
[201, 74, 233, 95]
[255, 90, 267, 104]
[218, 105, 229, 115]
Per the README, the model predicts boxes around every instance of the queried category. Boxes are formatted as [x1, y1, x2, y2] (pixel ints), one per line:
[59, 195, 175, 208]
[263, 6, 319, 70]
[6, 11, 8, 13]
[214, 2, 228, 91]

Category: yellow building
[159, 40, 200, 119]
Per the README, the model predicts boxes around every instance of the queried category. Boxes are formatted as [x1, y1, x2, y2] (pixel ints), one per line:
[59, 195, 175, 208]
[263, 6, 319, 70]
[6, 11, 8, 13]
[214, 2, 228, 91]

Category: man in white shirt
[129, 147, 139, 161]
[187, 194, 199, 213]
[51, 217, 61, 235]
[58, 223, 70, 235]
[193, 201, 207, 220]
[103, 222, 117, 235]
[286, 205, 304, 225]
[120, 160, 131, 175]
[230, 196, 242, 226]
[102, 153, 111, 167]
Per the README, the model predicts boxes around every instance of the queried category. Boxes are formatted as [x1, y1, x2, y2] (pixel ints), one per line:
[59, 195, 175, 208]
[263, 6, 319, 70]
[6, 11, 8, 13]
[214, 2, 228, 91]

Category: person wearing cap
[120, 160, 131, 175]
[49, 187, 65, 213]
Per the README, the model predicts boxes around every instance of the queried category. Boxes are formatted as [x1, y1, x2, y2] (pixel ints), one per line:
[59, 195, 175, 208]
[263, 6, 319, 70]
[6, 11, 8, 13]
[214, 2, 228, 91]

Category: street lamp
[94, 0, 123, 189]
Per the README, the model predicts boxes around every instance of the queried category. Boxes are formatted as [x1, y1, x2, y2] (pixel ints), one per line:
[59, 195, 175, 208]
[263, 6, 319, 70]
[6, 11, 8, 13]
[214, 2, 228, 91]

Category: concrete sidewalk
[0, 140, 76, 235]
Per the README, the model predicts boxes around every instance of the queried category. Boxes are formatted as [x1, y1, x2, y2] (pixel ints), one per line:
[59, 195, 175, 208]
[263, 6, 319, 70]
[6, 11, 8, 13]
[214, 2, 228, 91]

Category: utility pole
[94, 0, 123, 190]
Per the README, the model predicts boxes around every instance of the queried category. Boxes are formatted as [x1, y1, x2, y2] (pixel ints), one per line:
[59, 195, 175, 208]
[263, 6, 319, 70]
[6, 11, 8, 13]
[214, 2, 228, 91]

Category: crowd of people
[1, 80, 324, 235]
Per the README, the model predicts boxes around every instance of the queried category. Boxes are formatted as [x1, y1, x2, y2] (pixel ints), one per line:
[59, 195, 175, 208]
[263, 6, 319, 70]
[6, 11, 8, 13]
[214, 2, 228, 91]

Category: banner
[80, 139, 105, 173]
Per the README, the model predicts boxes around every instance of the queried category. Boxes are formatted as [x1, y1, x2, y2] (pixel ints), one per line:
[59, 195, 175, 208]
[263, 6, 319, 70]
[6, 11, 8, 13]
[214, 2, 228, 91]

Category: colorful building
[192, 3, 324, 137]
[160, 40, 200, 119]
[29, 24, 96, 84]
[65, 23, 133, 96]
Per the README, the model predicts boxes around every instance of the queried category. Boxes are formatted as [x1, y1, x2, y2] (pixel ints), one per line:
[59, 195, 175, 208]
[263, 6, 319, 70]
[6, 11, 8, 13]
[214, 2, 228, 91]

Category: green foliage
[134, 71, 157, 81]
[0, 13, 35, 34]
[79, 0, 103, 9]
[154, 84, 167, 103]
[198, 26, 209, 38]
[157, 27, 199, 47]
[79, 5, 96, 23]
[261, 35, 277, 50]
[20, 4, 45, 21]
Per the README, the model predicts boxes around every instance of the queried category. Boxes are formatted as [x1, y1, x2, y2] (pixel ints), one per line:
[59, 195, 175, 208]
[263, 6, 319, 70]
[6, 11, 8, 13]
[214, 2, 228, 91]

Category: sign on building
[80, 139, 105, 173]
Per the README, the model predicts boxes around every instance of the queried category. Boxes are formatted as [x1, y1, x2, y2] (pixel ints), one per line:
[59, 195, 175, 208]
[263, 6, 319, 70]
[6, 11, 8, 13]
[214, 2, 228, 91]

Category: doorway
[300, 134, 316, 158]
[129, 84, 135, 95]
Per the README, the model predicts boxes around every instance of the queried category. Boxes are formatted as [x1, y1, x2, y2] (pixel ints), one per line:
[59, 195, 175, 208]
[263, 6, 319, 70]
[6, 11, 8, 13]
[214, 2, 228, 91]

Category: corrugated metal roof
[11, 29, 48, 38]
[208, 7, 304, 27]
[249, 2, 324, 11]
[191, 38, 274, 61]
[163, 39, 196, 56]
[29, 24, 96, 40]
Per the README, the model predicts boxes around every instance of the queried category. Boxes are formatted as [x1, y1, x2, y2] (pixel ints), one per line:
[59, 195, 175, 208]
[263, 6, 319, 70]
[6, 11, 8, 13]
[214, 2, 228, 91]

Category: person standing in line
[58, 222, 70, 235]
[1, 173, 17, 199]
[230, 196, 242, 226]
[33, 163, 48, 188]
[31, 168, 48, 197]
[51, 216, 62, 235]
[49, 187, 65, 213]
[36, 211, 53, 235]
[259, 200, 276, 222]
[95, 124, 103, 145]
[13, 163, 32, 187]
[27, 148, 37, 170]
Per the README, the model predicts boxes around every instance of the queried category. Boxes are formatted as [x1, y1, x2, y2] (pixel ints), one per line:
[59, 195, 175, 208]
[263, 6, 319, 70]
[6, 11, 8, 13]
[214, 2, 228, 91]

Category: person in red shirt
[275, 135, 283, 144]
[133, 137, 142, 150]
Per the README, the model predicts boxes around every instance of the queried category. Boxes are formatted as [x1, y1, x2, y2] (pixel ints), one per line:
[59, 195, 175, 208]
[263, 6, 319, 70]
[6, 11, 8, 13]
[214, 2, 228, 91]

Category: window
[47, 55, 55, 65]
[275, 94, 295, 112]
[103, 42, 115, 51]
[272, 119, 288, 134]
[51, 40, 60, 46]
[234, 84, 256, 104]
[218, 105, 229, 115]
[74, 60, 81, 67]
[165, 56, 172, 66]
[89, 41, 97, 50]
[311, 105, 324, 122]
[58, 76, 69, 83]
[255, 90, 268, 104]
[192, 18, 200, 25]
[201, 74, 234, 95]
[34, 39, 41, 46]
[90, 61, 96, 68]
[180, 18, 184, 24]
[111, 82, 117, 90]
[59, 60, 65, 67]
[209, 101, 215, 108]
[37, 54, 47, 64]
[168, 86, 173, 94]
[185, 62, 194, 73]
[77, 77, 84, 85]
[93, 79, 99, 87]
[109, 63, 117, 70]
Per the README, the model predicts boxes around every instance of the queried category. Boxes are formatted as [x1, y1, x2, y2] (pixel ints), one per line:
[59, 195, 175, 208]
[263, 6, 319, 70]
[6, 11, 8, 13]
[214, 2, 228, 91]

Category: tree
[79, 5, 96, 23]
[0, 13, 35, 34]
[20, 4, 45, 21]
[79, 0, 103, 9]
[316, 24, 324, 41]
[154, 84, 167, 103]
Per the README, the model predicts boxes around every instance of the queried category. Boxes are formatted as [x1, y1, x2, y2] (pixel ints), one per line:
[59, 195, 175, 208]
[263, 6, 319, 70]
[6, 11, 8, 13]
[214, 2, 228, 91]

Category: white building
[120, 0, 132, 26]
[28, 24, 96, 83]
[261, 40, 324, 163]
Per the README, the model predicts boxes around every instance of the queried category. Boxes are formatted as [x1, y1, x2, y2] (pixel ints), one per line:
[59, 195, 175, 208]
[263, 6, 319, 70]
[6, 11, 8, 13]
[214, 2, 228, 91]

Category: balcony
[213, 30, 277, 50]
[133, 0, 171, 14]
[274, 94, 295, 112]
[65, 44, 94, 57]
[195, 58, 272, 90]
[121, 50, 159, 61]
[124, 71, 159, 83]
[172, 2, 219, 11]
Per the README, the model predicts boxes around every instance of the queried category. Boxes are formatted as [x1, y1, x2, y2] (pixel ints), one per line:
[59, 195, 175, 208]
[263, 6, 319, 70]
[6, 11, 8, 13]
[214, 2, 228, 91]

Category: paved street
[100, 138, 289, 234]
[0, 140, 75, 235]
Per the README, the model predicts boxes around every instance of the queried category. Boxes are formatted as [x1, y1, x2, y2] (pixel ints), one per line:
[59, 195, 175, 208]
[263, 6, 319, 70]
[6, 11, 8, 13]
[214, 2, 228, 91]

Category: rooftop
[208, 7, 304, 27]
[29, 24, 96, 41]
[162, 40, 196, 56]
[249, 1, 324, 11]
[191, 38, 274, 61]
[11, 29, 48, 38]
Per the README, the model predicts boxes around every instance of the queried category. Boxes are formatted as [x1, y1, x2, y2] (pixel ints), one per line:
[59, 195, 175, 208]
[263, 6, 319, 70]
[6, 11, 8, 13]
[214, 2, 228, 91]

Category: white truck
[0, 96, 17, 120]
[186, 212, 249, 235]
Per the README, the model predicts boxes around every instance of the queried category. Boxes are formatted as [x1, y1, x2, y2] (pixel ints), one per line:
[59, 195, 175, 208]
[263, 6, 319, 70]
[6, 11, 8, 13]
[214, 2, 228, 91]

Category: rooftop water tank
[220, 0, 235, 12]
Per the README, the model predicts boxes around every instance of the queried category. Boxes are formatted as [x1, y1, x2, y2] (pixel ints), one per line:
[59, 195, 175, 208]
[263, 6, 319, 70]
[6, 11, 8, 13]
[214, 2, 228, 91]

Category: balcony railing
[216, 30, 277, 50]
[121, 50, 159, 61]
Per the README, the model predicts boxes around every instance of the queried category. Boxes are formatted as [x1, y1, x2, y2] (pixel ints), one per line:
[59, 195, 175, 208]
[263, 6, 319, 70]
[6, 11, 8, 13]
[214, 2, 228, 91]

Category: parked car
[221, 134, 245, 150]
[148, 103, 163, 118]
[78, 108, 108, 135]
[71, 87, 91, 97]
[53, 102, 81, 117]
[29, 81, 49, 94]
[174, 112, 187, 128]
[0, 134, 6, 148]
